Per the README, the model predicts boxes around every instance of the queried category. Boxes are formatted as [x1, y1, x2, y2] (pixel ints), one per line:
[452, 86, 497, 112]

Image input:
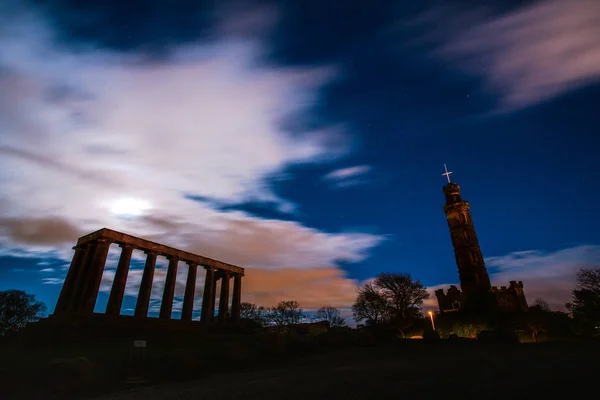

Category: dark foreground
[91, 341, 597, 400]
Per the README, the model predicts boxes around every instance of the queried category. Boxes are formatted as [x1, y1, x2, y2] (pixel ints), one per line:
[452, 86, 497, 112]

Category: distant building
[435, 168, 528, 314]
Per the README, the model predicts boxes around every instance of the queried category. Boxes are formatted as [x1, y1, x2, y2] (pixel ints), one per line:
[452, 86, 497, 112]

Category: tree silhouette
[239, 302, 267, 326]
[375, 273, 429, 336]
[352, 273, 429, 336]
[266, 300, 304, 334]
[352, 282, 389, 325]
[532, 298, 550, 312]
[566, 267, 600, 336]
[0, 290, 46, 336]
[528, 298, 551, 342]
[315, 306, 347, 328]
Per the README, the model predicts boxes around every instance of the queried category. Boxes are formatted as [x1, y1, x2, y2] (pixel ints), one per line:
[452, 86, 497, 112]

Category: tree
[239, 302, 267, 326]
[315, 306, 347, 328]
[528, 298, 551, 342]
[0, 290, 47, 336]
[352, 282, 389, 325]
[266, 300, 304, 334]
[531, 298, 550, 312]
[566, 267, 600, 336]
[376, 273, 429, 332]
[352, 273, 430, 336]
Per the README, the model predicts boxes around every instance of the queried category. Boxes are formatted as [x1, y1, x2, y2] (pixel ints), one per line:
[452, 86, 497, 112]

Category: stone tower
[442, 181, 491, 294]
[436, 166, 528, 314]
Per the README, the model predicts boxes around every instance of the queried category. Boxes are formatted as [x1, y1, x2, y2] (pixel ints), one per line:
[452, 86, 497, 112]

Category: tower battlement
[435, 286, 463, 312]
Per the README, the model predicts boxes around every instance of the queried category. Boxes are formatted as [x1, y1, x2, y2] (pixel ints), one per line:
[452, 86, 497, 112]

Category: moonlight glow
[110, 198, 151, 217]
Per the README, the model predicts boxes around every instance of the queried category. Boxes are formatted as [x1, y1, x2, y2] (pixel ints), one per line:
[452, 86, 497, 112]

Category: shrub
[452, 323, 488, 338]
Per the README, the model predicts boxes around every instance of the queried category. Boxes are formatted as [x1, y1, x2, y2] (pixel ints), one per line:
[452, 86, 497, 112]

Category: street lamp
[427, 310, 436, 331]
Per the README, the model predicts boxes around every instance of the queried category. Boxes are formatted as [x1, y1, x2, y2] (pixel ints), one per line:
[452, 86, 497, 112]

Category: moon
[110, 197, 151, 217]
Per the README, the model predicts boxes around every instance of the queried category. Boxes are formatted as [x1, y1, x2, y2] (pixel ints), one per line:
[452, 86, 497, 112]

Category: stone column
[218, 271, 231, 323]
[80, 239, 112, 313]
[181, 262, 198, 321]
[159, 256, 179, 319]
[68, 242, 98, 312]
[54, 244, 88, 315]
[200, 266, 215, 324]
[209, 272, 220, 322]
[135, 251, 158, 318]
[231, 274, 243, 323]
[106, 244, 134, 315]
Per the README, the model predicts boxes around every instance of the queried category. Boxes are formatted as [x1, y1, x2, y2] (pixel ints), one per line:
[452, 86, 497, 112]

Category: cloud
[97, 263, 359, 315]
[0, 217, 84, 247]
[486, 245, 600, 311]
[42, 277, 64, 285]
[437, 0, 600, 111]
[428, 245, 600, 312]
[323, 165, 372, 188]
[0, 3, 384, 308]
[243, 267, 359, 308]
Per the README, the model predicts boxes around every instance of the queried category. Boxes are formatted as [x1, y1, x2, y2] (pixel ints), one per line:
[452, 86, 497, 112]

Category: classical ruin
[53, 228, 245, 324]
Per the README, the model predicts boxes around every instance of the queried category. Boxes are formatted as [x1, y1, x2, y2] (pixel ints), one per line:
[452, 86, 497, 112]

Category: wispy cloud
[323, 165, 372, 188]
[486, 245, 600, 310]
[0, 3, 384, 306]
[427, 245, 600, 312]
[437, 0, 600, 111]
[42, 277, 64, 285]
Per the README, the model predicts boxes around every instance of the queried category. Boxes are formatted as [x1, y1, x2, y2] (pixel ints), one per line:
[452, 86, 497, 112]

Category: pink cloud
[439, 0, 600, 111]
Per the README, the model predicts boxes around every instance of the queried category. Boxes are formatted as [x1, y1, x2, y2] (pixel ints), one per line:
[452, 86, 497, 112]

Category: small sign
[133, 340, 146, 348]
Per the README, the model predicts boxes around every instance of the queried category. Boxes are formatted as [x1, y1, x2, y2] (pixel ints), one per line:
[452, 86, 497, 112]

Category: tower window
[459, 214, 467, 224]
[464, 231, 472, 242]
[469, 251, 479, 263]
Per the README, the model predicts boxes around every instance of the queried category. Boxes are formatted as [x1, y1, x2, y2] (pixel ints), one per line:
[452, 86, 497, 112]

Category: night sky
[1, 0, 599, 318]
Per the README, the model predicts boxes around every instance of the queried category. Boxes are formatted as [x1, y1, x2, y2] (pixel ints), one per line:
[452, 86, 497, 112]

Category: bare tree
[0, 290, 46, 336]
[266, 300, 304, 334]
[532, 298, 550, 312]
[239, 302, 267, 326]
[315, 306, 347, 328]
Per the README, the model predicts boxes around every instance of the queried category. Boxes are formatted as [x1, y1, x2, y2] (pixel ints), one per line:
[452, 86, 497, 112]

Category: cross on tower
[442, 164, 453, 183]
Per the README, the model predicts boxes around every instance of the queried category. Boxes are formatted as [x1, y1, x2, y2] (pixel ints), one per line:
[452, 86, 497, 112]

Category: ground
[89, 341, 597, 400]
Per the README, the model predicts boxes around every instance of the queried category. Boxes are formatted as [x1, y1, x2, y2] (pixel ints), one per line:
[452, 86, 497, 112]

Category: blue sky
[1, 0, 599, 316]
